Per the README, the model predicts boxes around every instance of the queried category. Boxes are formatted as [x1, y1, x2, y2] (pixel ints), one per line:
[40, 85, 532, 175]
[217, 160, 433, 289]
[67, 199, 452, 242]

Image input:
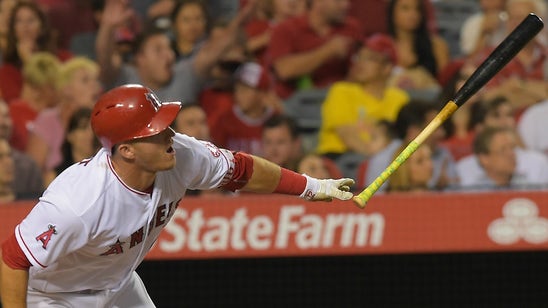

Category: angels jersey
[15, 134, 234, 294]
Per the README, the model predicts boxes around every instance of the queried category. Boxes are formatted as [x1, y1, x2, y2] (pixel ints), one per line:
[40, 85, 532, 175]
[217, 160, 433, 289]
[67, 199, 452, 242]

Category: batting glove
[299, 175, 355, 201]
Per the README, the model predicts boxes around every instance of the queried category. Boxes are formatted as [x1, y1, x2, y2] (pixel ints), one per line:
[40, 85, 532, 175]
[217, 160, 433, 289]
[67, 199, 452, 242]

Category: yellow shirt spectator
[317, 81, 408, 155]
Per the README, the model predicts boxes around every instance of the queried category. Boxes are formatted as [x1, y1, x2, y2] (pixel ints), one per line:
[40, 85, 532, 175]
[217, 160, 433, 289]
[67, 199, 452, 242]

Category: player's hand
[300, 175, 355, 202]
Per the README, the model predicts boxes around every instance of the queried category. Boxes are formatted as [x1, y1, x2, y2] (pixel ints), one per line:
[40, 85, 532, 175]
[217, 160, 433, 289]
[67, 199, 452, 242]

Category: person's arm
[225, 153, 354, 201]
[335, 125, 372, 156]
[0, 259, 28, 307]
[271, 35, 352, 81]
[25, 131, 48, 171]
[192, 0, 257, 78]
[432, 35, 450, 75]
[482, 78, 547, 108]
[95, 0, 134, 87]
[1, 234, 31, 308]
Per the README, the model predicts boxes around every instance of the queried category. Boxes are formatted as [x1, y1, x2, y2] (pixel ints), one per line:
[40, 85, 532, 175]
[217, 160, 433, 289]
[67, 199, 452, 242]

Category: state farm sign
[158, 205, 384, 254]
[2, 193, 547, 260]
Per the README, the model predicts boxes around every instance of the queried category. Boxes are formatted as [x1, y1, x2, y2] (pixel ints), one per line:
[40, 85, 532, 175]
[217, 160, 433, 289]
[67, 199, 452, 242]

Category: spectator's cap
[235, 62, 270, 91]
[363, 34, 397, 65]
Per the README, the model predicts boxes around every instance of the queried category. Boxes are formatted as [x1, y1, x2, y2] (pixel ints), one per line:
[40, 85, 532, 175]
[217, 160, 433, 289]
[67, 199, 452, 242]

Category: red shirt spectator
[210, 62, 277, 155]
[8, 99, 39, 151]
[475, 43, 547, 88]
[244, 18, 271, 65]
[199, 88, 234, 132]
[0, 50, 71, 104]
[348, 0, 438, 37]
[267, 2, 362, 99]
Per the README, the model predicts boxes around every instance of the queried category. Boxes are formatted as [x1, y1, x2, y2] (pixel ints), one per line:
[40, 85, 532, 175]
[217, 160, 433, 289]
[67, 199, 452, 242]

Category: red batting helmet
[91, 84, 182, 150]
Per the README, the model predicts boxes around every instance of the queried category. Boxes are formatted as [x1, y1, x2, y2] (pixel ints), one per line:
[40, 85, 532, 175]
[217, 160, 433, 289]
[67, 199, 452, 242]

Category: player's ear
[116, 143, 136, 160]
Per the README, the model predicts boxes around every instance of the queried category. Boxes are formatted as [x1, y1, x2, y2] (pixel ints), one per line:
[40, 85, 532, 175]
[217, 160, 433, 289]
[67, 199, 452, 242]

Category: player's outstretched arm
[0, 256, 28, 308]
[236, 154, 354, 201]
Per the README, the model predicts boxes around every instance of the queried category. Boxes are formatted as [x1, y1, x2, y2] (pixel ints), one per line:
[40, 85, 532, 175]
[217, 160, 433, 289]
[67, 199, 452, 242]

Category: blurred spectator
[266, 0, 361, 99]
[244, 0, 306, 65]
[0, 0, 19, 62]
[387, 0, 450, 93]
[0, 137, 15, 202]
[9, 52, 60, 152]
[358, 101, 458, 192]
[460, 0, 507, 57]
[171, 103, 210, 140]
[439, 61, 480, 161]
[70, 0, 140, 62]
[317, 34, 408, 159]
[170, 0, 209, 61]
[386, 144, 433, 192]
[444, 94, 522, 161]
[517, 98, 548, 155]
[297, 152, 342, 179]
[0, 99, 43, 199]
[471, 96, 521, 135]
[69, 0, 104, 60]
[198, 19, 250, 130]
[347, 0, 438, 38]
[96, 0, 255, 103]
[0, 1, 71, 103]
[456, 126, 548, 190]
[26, 57, 101, 185]
[54, 107, 99, 176]
[261, 114, 302, 171]
[207, 0, 240, 23]
[146, 0, 176, 22]
[368, 119, 398, 157]
[210, 61, 276, 155]
[471, 0, 547, 109]
[36, 0, 96, 50]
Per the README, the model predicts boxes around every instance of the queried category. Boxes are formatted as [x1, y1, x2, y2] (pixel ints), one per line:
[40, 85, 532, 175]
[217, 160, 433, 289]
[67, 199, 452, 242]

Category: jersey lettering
[203, 141, 221, 157]
[100, 239, 125, 256]
[78, 157, 93, 166]
[35, 224, 57, 249]
[130, 227, 144, 248]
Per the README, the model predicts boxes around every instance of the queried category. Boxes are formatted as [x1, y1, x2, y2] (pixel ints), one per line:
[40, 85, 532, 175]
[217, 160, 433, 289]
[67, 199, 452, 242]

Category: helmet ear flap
[91, 84, 182, 150]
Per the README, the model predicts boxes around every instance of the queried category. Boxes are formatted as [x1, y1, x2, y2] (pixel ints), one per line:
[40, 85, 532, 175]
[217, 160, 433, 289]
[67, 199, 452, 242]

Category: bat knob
[352, 195, 367, 209]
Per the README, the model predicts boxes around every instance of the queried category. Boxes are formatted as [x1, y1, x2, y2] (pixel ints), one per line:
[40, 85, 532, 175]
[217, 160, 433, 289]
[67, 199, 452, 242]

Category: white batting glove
[299, 175, 355, 201]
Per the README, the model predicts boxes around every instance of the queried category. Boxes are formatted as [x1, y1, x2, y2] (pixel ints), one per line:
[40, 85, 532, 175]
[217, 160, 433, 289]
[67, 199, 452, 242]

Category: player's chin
[158, 157, 176, 171]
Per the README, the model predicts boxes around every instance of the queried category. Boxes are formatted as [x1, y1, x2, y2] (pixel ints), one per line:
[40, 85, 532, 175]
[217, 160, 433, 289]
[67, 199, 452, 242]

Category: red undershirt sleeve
[2, 232, 32, 270]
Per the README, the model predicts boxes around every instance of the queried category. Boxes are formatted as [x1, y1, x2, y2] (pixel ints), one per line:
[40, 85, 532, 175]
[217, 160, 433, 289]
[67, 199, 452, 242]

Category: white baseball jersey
[15, 133, 234, 302]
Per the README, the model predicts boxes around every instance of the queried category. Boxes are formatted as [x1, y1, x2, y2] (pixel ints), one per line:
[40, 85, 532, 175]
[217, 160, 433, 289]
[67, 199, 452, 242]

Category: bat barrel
[453, 13, 544, 106]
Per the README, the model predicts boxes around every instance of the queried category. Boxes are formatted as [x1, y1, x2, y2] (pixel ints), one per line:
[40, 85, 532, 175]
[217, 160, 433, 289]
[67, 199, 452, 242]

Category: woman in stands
[0, 1, 71, 103]
[387, 0, 450, 92]
[170, 0, 209, 61]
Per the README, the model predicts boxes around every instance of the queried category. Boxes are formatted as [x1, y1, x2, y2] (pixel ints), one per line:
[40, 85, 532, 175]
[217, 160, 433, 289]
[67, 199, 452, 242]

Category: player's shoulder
[44, 149, 113, 212]
[172, 133, 221, 160]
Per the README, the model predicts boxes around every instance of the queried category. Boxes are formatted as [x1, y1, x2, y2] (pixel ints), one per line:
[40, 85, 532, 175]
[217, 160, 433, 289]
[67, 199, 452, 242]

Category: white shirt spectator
[517, 99, 548, 156]
[456, 148, 548, 190]
[460, 11, 507, 56]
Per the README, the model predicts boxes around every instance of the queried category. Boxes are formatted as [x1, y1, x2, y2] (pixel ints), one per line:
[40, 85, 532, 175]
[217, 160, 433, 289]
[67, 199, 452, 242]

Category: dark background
[138, 251, 548, 307]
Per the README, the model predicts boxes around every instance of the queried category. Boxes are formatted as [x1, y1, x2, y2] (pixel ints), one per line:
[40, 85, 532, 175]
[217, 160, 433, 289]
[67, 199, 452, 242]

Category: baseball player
[0, 84, 354, 307]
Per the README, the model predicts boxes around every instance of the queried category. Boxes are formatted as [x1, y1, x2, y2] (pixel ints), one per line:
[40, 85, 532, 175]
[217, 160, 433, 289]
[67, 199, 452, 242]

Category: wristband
[274, 168, 307, 195]
[299, 174, 321, 200]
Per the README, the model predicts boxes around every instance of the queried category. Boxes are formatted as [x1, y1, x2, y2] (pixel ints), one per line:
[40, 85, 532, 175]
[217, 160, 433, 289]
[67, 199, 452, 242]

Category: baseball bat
[353, 13, 544, 209]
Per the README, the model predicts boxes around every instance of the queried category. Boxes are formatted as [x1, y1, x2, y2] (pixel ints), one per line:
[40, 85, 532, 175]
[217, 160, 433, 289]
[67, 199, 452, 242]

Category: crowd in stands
[0, 0, 547, 202]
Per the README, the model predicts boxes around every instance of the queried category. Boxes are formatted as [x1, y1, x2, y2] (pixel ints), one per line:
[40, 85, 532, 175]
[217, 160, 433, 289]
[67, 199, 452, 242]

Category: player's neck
[110, 157, 156, 193]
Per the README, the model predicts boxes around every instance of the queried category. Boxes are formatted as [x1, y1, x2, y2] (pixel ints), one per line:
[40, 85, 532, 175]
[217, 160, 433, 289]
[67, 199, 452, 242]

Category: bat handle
[352, 141, 420, 208]
[352, 101, 459, 209]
